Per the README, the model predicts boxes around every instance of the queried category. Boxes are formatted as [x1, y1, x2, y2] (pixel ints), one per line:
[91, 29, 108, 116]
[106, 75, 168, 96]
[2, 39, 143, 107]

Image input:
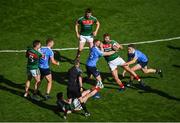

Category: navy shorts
[39, 68, 51, 77]
[138, 61, 148, 68]
[86, 65, 100, 78]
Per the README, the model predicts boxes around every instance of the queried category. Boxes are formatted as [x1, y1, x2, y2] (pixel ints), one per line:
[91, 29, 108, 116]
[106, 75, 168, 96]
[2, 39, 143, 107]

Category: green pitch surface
[0, 0, 180, 122]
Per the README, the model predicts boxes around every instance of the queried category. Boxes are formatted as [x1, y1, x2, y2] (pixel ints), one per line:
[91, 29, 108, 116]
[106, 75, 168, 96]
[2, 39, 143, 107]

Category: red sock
[120, 83, 124, 88]
[134, 75, 140, 81]
[92, 86, 100, 92]
[95, 87, 101, 92]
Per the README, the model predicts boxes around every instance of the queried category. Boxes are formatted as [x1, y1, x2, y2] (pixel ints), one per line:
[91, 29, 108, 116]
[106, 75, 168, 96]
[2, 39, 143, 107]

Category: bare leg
[142, 66, 156, 74]
[122, 65, 141, 81]
[24, 75, 32, 97]
[45, 74, 52, 94]
[111, 68, 124, 88]
[129, 64, 142, 81]
[88, 41, 93, 48]
[82, 89, 98, 103]
[34, 75, 41, 94]
[75, 42, 86, 60]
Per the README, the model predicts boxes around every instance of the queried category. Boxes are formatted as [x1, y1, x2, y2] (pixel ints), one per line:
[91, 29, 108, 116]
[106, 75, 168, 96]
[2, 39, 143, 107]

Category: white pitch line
[0, 36, 180, 53]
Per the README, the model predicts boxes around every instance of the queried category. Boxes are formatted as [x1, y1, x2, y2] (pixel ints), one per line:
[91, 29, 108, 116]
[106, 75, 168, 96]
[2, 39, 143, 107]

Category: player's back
[39, 47, 54, 69]
[86, 46, 103, 67]
[26, 48, 41, 69]
[135, 50, 148, 63]
[68, 66, 82, 88]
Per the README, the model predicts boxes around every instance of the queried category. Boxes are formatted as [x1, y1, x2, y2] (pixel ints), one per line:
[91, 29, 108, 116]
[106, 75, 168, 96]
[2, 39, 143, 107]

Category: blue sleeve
[96, 48, 103, 57]
[49, 49, 54, 58]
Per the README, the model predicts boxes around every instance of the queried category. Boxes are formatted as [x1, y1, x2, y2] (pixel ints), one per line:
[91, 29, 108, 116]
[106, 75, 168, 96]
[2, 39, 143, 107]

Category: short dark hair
[33, 40, 40, 48]
[128, 44, 136, 49]
[103, 33, 110, 38]
[56, 92, 63, 99]
[85, 8, 92, 13]
[93, 39, 100, 43]
[46, 38, 53, 45]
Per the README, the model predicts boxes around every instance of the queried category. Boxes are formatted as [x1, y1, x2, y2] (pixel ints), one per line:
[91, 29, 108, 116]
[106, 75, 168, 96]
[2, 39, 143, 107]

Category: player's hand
[122, 70, 126, 77]
[57, 61, 60, 66]
[80, 87, 83, 92]
[93, 31, 97, 37]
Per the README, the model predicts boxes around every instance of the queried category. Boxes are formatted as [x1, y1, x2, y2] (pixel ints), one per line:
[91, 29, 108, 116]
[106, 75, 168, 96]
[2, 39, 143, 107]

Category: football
[112, 43, 119, 51]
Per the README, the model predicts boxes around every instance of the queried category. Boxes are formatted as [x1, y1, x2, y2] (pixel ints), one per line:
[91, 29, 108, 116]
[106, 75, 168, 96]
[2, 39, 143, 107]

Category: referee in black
[67, 60, 90, 117]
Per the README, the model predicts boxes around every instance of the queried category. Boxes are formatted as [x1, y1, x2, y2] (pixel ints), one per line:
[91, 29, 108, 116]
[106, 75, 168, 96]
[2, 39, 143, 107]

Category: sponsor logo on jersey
[82, 20, 94, 25]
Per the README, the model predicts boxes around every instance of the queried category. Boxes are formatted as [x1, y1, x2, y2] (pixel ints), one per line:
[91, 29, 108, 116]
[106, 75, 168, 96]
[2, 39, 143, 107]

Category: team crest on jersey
[82, 20, 94, 25]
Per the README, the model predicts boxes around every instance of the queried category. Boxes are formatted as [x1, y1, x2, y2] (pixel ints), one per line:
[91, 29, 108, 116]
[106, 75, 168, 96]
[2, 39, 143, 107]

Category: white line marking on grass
[0, 36, 180, 53]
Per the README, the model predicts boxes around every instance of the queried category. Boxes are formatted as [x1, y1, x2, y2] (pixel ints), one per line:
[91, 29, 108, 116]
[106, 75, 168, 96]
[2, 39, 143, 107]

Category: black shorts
[138, 61, 148, 68]
[67, 87, 81, 99]
[86, 65, 100, 78]
[39, 68, 51, 77]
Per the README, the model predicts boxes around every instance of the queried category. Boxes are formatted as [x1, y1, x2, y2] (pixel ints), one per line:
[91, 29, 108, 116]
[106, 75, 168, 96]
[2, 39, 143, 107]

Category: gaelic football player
[24, 40, 42, 100]
[75, 8, 100, 60]
[39, 38, 59, 100]
[86, 39, 116, 97]
[102, 33, 144, 90]
[56, 86, 100, 119]
[122, 44, 163, 86]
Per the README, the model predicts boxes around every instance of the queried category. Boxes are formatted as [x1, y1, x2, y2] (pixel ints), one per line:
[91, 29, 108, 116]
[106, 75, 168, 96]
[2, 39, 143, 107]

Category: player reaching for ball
[122, 44, 163, 86]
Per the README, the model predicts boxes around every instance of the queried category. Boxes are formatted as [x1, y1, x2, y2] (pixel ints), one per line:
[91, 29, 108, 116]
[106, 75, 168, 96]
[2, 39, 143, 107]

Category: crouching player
[122, 44, 163, 86]
[56, 87, 100, 119]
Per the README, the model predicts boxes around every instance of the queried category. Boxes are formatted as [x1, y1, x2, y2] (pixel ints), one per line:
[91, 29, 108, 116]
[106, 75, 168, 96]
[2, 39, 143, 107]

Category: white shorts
[79, 35, 93, 43]
[27, 68, 40, 77]
[108, 57, 126, 71]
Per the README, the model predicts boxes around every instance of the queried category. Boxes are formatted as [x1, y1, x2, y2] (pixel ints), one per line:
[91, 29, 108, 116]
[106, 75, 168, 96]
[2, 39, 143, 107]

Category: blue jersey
[39, 47, 54, 69]
[86, 46, 103, 67]
[132, 50, 148, 63]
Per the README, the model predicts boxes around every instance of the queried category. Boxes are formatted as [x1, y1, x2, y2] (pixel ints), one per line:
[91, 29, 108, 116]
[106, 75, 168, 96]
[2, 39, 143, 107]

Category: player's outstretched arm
[50, 57, 60, 66]
[103, 51, 116, 56]
[123, 58, 137, 66]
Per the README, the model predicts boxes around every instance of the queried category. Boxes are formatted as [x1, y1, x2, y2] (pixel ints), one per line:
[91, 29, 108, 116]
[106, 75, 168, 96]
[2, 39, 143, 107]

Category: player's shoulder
[41, 47, 53, 53]
[90, 15, 97, 20]
[77, 16, 84, 21]
[111, 40, 118, 44]
[135, 49, 141, 54]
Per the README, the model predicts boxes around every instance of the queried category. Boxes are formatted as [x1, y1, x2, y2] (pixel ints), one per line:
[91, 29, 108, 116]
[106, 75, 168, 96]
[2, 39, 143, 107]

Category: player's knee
[78, 48, 83, 52]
